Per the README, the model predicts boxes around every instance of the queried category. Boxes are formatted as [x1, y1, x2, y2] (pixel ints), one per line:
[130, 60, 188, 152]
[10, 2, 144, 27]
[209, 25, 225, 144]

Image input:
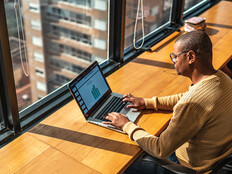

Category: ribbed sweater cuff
[123, 122, 144, 141]
[144, 97, 158, 110]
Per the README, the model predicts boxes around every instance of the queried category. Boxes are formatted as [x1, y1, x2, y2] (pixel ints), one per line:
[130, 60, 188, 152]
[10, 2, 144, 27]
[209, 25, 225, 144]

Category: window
[94, 0, 107, 11]
[36, 81, 47, 92]
[30, 20, 41, 30]
[124, 0, 173, 49]
[184, 0, 207, 11]
[35, 68, 45, 77]
[183, 0, 210, 17]
[60, 0, 91, 8]
[0, 95, 5, 132]
[32, 36, 43, 47]
[55, 74, 71, 84]
[1, 0, 217, 145]
[50, 25, 91, 45]
[34, 52, 44, 62]
[29, 2, 40, 13]
[94, 19, 106, 31]
[37, 95, 43, 100]
[3, 0, 109, 112]
[94, 38, 106, 50]
[46, 7, 92, 26]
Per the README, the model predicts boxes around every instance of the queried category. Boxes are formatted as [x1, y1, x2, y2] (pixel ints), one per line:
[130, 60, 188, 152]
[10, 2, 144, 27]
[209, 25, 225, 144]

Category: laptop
[68, 61, 141, 133]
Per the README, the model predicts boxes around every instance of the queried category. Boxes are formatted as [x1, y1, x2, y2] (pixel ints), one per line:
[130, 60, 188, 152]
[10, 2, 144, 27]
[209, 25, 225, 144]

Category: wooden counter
[0, 1, 231, 173]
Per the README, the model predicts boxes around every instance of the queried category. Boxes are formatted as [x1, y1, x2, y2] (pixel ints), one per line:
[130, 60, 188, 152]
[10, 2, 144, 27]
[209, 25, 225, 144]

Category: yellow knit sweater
[123, 70, 232, 173]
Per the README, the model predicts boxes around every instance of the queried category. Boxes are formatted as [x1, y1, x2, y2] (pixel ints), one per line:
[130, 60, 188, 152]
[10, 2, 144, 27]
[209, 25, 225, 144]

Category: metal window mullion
[170, 0, 185, 25]
[0, 1, 21, 134]
[109, 0, 126, 64]
[0, 73, 7, 131]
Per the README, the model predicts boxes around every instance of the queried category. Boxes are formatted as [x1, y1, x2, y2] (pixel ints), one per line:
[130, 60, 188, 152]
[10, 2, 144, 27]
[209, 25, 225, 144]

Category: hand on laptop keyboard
[123, 93, 145, 110]
[102, 112, 130, 130]
[95, 96, 127, 121]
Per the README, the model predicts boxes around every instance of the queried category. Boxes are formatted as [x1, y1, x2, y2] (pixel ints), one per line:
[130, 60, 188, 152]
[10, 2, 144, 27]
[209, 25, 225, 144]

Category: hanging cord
[133, 0, 144, 50]
[14, 0, 30, 77]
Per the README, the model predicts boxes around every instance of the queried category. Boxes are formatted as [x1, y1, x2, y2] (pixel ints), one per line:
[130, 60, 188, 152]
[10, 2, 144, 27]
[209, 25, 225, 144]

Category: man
[103, 31, 232, 173]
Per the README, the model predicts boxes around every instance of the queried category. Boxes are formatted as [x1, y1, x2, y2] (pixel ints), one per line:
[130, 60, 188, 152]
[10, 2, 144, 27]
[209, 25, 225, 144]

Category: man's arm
[123, 102, 204, 158]
[105, 101, 204, 159]
[145, 93, 185, 111]
[122, 93, 185, 111]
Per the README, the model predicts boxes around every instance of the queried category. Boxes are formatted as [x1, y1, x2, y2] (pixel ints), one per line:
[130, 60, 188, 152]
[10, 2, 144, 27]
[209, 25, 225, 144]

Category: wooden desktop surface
[0, 1, 232, 174]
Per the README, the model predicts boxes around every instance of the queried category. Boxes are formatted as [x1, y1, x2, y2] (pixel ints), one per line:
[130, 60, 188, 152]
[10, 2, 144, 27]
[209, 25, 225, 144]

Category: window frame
[0, 3, 21, 145]
[184, 0, 211, 17]
[182, 0, 220, 22]
[0, 0, 221, 146]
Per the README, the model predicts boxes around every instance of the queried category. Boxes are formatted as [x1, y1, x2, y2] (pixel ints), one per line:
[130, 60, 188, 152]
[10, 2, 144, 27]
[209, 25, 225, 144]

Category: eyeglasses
[170, 51, 189, 63]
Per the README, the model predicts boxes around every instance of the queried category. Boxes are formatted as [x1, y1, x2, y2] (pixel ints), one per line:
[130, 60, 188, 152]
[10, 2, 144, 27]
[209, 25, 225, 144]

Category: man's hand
[103, 112, 130, 130]
[123, 93, 145, 110]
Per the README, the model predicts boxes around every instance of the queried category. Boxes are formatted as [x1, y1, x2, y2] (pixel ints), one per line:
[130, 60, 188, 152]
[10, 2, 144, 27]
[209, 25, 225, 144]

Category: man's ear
[187, 50, 196, 64]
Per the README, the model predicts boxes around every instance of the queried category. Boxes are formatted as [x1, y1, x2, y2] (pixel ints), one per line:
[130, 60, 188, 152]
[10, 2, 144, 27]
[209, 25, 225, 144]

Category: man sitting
[103, 31, 232, 173]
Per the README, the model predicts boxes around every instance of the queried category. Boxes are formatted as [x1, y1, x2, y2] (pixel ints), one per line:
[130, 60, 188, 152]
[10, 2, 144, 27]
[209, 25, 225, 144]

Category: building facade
[22, 0, 109, 102]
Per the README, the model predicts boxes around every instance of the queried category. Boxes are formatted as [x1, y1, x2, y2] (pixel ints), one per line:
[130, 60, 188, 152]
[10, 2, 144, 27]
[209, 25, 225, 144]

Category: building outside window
[49, 25, 92, 45]
[36, 81, 47, 92]
[56, 0, 92, 8]
[32, 36, 43, 47]
[94, 19, 107, 31]
[94, 0, 107, 11]
[35, 67, 45, 77]
[30, 20, 41, 30]
[34, 52, 44, 62]
[4, 0, 109, 111]
[28, 2, 40, 13]
[94, 38, 106, 50]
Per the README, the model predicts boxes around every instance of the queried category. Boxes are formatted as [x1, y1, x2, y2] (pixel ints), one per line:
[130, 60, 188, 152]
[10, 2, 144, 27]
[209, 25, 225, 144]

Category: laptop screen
[69, 61, 111, 118]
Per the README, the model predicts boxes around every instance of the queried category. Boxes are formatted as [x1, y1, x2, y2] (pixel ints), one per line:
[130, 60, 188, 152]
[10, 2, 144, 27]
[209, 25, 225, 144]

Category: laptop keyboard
[95, 96, 127, 121]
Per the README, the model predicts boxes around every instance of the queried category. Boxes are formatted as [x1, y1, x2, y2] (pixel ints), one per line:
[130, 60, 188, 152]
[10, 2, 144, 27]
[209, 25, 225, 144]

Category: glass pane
[124, 0, 173, 49]
[0, 96, 4, 129]
[184, 0, 207, 12]
[4, 0, 109, 111]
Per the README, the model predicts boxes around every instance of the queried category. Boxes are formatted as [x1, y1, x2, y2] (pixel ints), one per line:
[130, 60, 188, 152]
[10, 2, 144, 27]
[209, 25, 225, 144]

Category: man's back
[176, 70, 232, 172]
[106, 31, 232, 174]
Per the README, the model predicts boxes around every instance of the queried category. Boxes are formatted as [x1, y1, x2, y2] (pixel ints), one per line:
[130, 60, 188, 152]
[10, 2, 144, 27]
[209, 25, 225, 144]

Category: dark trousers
[125, 152, 179, 174]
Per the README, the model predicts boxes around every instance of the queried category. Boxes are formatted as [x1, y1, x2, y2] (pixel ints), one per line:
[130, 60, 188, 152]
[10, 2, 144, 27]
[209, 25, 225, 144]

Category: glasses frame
[170, 51, 189, 63]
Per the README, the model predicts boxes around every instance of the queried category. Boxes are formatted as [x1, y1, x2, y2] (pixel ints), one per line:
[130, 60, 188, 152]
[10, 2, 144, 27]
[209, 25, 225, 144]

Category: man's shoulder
[179, 70, 232, 105]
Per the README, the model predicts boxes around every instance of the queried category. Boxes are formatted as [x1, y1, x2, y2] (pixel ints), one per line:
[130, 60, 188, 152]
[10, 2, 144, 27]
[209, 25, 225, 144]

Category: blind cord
[14, 0, 30, 77]
[133, 0, 144, 50]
